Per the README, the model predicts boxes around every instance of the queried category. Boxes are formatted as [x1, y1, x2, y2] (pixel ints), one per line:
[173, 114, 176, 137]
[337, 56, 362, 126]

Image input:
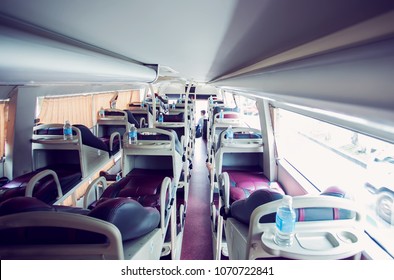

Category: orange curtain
[130, 89, 141, 104]
[37, 89, 139, 129]
[0, 102, 8, 157]
[93, 92, 115, 115]
[116, 90, 131, 109]
[38, 95, 93, 127]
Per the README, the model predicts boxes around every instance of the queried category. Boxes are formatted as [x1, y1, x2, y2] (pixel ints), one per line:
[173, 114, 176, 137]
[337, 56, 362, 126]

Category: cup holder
[337, 231, 358, 244]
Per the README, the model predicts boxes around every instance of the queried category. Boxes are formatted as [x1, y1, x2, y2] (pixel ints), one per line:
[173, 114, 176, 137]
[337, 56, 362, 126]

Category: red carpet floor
[180, 138, 213, 260]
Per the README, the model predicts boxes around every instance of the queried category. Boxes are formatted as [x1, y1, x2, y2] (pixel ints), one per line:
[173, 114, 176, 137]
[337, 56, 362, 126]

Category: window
[274, 108, 394, 258]
[238, 96, 260, 130]
[226, 93, 260, 130]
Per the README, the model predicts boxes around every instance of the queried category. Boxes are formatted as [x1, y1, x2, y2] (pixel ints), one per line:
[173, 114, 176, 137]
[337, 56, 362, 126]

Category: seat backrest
[124, 110, 140, 128]
[74, 124, 109, 152]
[230, 186, 355, 225]
[0, 196, 160, 244]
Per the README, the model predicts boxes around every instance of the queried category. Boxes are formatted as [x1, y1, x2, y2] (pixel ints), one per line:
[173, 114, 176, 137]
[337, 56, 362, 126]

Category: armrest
[220, 172, 231, 209]
[25, 169, 63, 200]
[160, 177, 173, 235]
[83, 176, 108, 209]
[139, 117, 147, 128]
[109, 132, 121, 152]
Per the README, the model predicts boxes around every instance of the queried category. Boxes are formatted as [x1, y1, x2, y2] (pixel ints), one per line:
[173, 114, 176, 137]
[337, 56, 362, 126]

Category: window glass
[222, 91, 236, 108]
[274, 108, 394, 257]
[238, 96, 260, 130]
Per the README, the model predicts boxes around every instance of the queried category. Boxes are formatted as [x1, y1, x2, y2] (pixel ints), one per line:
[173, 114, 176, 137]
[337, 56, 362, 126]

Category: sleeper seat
[99, 169, 173, 209]
[224, 186, 361, 260]
[35, 124, 117, 156]
[0, 164, 81, 204]
[0, 196, 160, 259]
[224, 169, 285, 203]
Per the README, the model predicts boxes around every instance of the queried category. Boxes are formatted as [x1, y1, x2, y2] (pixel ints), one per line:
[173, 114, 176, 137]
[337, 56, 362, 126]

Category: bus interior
[0, 0, 394, 261]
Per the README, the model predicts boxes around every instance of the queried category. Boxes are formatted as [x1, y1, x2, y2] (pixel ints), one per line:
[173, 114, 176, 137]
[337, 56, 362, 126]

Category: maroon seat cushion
[0, 164, 82, 204]
[225, 170, 285, 202]
[101, 168, 173, 208]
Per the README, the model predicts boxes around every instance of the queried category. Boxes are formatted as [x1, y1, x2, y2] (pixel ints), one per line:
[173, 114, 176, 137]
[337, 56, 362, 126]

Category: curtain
[38, 95, 93, 128]
[0, 102, 8, 157]
[37, 89, 140, 129]
[130, 89, 141, 103]
[93, 92, 115, 117]
[116, 90, 131, 109]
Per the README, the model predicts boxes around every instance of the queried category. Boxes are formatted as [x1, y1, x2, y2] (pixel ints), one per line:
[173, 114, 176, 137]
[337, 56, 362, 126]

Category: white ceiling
[1, 0, 393, 83]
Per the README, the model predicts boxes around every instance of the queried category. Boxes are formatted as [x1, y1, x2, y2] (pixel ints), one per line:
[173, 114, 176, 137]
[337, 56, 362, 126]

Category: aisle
[180, 138, 213, 260]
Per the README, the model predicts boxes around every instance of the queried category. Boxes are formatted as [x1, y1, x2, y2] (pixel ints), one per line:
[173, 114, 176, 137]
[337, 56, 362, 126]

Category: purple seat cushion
[225, 170, 285, 202]
[101, 169, 173, 208]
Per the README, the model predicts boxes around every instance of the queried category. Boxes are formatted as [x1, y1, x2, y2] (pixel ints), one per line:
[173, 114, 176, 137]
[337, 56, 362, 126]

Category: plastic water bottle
[209, 96, 213, 105]
[141, 101, 144, 108]
[158, 112, 164, 123]
[63, 120, 73, 140]
[219, 109, 224, 119]
[274, 195, 296, 246]
[128, 124, 137, 145]
[99, 107, 105, 118]
[226, 125, 233, 143]
[116, 172, 122, 182]
[172, 102, 176, 109]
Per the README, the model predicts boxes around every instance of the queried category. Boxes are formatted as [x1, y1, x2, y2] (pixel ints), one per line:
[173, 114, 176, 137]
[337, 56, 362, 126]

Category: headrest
[229, 189, 283, 225]
[88, 197, 160, 241]
[0, 197, 54, 216]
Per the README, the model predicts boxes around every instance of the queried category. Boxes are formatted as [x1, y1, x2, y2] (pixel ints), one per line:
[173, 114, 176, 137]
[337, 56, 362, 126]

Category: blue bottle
[274, 195, 296, 246]
[226, 125, 233, 143]
[128, 124, 137, 145]
[63, 120, 73, 140]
